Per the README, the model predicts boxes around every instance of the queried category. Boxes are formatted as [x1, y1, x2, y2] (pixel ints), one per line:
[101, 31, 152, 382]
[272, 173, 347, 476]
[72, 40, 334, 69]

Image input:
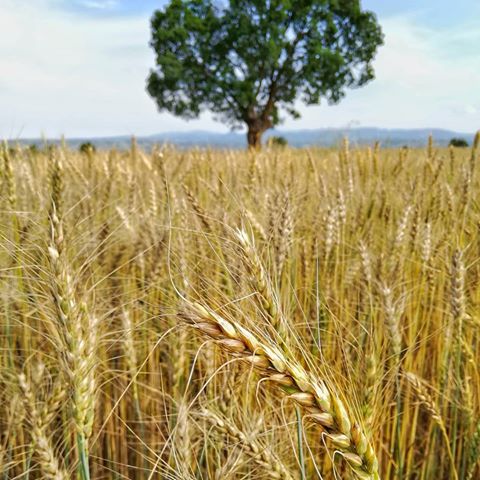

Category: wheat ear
[243, 209, 268, 243]
[2, 142, 17, 210]
[47, 157, 97, 480]
[183, 184, 212, 233]
[18, 374, 67, 480]
[180, 302, 380, 480]
[404, 372, 458, 480]
[204, 409, 294, 480]
[235, 229, 282, 332]
[466, 421, 480, 480]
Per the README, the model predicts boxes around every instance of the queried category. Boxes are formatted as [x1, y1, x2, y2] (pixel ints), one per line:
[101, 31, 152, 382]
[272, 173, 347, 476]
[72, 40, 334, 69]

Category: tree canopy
[147, 0, 384, 148]
[449, 137, 469, 148]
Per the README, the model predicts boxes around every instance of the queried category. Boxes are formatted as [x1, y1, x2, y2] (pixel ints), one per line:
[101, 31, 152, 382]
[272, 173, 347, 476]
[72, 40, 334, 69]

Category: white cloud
[464, 105, 478, 115]
[290, 15, 480, 133]
[0, 0, 219, 138]
[79, 1, 118, 9]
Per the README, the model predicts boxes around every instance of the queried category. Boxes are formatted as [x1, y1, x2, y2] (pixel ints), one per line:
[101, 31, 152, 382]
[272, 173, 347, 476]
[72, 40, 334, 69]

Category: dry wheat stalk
[324, 206, 338, 260]
[47, 159, 97, 479]
[174, 401, 192, 470]
[179, 302, 380, 480]
[48, 153, 64, 218]
[468, 130, 480, 175]
[427, 135, 434, 160]
[450, 249, 466, 325]
[392, 205, 412, 254]
[359, 242, 373, 286]
[404, 372, 458, 480]
[421, 223, 432, 266]
[18, 373, 67, 480]
[337, 189, 347, 225]
[121, 308, 138, 380]
[2, 143, 17, 210]
[274, 190, 294, 274]
[380, 286, 402, 361]
[4, 140, 480, 480]
[234, 229, 284, 336]
[183, 184, 213, 233]
[204, 409, 294, 480]
[243, 209, 267, 243]
[362, 355, 378, 431]
[116, 206, 135, 237]
[48, 212, 98, 445]
[404, 372, 446, 435]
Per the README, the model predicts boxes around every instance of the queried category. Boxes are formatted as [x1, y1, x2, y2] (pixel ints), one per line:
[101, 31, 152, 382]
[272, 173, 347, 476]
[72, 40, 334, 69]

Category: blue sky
[0, 0, 479, 138]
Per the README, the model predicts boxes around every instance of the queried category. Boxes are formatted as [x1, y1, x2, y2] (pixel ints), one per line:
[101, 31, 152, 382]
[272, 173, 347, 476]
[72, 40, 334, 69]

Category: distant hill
[11, 127, 476, 149]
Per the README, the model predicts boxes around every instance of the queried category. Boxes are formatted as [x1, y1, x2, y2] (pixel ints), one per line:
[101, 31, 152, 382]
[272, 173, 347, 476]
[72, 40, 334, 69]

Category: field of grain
[1, 138, 479, 479]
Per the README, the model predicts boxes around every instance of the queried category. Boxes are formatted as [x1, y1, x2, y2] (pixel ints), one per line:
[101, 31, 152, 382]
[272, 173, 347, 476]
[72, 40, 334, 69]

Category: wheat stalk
[466, 421, 480, 480]
[204, 409, 294, 480]
[179, 302, 380, 480]
[235, 229, 282, 332]
[404, 372, 458, 480]
[18, 373, 67, 480]
[47, 158, 97, 480]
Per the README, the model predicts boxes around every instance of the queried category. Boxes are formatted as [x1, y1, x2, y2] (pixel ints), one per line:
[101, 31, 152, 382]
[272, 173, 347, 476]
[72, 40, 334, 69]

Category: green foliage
[268, 135, 288, 147]
[147, 0, 384, 146]
[7, 147, 19, 157]
[79, 142, 96, 154]
[449, 138, 469, 148]
[27, 144, 39, 155]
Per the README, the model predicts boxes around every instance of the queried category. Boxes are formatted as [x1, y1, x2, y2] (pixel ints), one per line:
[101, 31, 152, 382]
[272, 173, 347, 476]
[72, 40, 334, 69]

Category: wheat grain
[180, 302, 380, 480]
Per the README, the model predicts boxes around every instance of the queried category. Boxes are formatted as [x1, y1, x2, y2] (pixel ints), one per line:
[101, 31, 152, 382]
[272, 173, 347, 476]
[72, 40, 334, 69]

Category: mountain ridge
[10, 127, 476, 149]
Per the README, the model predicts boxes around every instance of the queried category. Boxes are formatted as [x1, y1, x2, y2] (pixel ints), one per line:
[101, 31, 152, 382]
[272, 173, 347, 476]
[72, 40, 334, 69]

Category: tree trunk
[247, 127, 263, 150]
[246, 112, 273, 150]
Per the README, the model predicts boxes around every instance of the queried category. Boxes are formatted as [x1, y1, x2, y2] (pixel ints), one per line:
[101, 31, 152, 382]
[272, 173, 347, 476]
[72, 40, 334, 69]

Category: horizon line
[4, 125, 477, 141]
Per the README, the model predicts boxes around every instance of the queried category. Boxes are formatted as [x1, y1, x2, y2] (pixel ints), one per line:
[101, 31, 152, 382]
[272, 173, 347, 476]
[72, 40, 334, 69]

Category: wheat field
[0, 137, 479, 479]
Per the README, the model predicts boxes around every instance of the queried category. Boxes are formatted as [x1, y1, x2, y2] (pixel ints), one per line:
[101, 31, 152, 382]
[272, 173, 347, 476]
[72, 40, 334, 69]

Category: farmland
[1, 138, 479, 479]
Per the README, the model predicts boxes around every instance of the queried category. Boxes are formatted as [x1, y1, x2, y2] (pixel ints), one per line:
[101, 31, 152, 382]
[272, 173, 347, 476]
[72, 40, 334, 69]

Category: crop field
[1, 138, 479, 479]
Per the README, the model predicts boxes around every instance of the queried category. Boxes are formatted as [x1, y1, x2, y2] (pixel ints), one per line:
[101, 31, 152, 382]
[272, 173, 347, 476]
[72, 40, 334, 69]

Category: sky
[0, 0, 479, 139]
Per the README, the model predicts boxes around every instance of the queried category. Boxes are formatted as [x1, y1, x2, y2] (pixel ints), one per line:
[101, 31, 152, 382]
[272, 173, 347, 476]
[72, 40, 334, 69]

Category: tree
[449, 137, 469, 148]
[27, 144, 39, 155]
[147, 0, 383, 149]
[268, 135, 288, 148]
[79, 142, 96, 155]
